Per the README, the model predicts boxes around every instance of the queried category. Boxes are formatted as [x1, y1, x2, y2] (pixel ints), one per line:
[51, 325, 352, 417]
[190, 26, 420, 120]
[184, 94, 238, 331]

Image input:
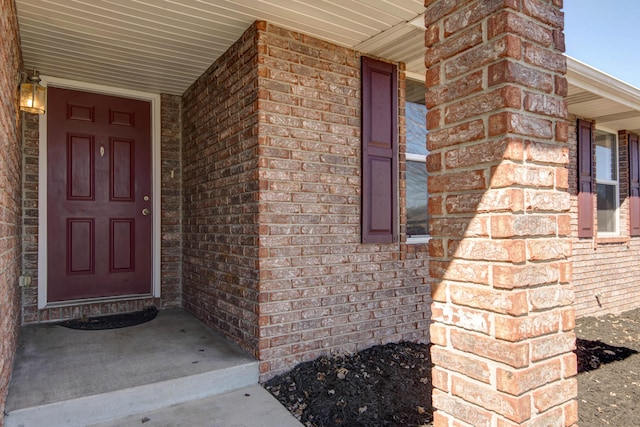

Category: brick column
[425, 1, 577, 426]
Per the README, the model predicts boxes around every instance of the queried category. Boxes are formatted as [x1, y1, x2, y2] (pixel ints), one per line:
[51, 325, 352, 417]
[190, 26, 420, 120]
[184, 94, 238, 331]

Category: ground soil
[265, 342, 433, 426]
[265, 307, 640, 427]
[576, 307, 640, 426]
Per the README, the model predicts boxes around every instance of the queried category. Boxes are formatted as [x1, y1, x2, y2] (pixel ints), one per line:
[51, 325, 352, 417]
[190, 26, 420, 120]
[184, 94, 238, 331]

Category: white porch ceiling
[15, 0, 426, 95]
[15, 1, 640, 134]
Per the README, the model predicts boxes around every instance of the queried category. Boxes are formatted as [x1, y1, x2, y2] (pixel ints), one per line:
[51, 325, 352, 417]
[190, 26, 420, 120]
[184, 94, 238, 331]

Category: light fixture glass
[19, 70, 46, 114]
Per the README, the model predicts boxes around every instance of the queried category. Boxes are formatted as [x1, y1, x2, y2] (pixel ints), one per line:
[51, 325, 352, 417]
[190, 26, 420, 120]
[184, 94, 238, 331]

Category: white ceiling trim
[566, 56, 640, 113]
[405, 71, 425, 81]
[408, 13, 426, 29]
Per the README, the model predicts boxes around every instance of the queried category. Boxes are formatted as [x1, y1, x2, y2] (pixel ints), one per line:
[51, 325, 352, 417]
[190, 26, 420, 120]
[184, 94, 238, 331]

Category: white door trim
[37, 76, 162, 309]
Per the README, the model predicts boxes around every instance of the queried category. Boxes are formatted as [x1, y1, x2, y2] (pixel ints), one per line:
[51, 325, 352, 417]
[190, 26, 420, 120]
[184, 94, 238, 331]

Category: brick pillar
[425, 1, 577, 426]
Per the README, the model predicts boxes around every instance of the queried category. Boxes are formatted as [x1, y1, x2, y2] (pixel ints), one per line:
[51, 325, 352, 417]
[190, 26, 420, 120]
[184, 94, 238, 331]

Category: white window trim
[37, 76, 162, 309]
[406, 153, 426, 162]
[595, 127, 620, 237]
[408, 235, 430, 244]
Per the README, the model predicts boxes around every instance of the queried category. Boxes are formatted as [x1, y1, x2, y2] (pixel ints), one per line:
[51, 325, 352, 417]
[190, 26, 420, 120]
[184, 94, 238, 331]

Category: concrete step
[88, 385, 303, 427]
[4, 310, 265, 427]
[5, 362, 258, 427]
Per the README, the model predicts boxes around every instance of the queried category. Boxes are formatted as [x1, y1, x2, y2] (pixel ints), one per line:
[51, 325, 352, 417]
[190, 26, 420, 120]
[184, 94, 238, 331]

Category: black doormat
[58, 306, 158, 330]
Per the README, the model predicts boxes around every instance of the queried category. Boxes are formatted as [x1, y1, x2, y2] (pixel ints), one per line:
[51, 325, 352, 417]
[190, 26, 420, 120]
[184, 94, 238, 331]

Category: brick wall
[569, 115, 640, 317]
[160, 94, 183, 306]
[182, 22, 262, 356]
[181, 22, 431, 377]
[425, 1, 576, 426]
[0, 0, 23, 420]
[255, 23, 430, 377]
[21, 113, 39, 321]
[20, 93, 182, 323]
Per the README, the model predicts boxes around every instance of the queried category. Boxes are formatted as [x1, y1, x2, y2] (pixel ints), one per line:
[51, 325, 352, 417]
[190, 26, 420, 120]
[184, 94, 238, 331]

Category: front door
[47, 87, 152, 302]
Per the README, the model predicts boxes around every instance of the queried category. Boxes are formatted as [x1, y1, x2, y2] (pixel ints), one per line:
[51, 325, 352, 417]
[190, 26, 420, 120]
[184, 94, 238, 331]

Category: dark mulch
[576, 308, 640, 426]
[265, 307, 640, 427]
[265, 342, 432, 427]
[58, 306, 158, 330]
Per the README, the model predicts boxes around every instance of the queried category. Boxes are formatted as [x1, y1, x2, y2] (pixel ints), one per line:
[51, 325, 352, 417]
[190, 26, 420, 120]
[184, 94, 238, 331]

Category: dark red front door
[47, 87, 152, 302]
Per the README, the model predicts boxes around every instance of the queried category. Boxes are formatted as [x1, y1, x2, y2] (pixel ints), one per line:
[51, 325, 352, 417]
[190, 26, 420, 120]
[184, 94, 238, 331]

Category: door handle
[142, 208, 150, 216]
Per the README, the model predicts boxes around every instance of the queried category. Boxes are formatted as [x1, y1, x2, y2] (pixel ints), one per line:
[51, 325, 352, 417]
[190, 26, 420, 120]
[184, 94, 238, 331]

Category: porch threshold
[4, 309, 264, 427]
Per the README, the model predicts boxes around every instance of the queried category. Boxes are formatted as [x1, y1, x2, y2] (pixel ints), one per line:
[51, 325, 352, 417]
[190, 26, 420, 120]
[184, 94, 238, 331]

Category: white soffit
[567, 56, 640, 134]
[15, 0, 426, 95]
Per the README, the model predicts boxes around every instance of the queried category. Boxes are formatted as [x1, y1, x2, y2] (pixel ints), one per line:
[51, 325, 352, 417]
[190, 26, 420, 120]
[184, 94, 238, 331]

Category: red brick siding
[255, 24, 430, 378]
[181, 23, 262, 356]
[160, 94, 183, 307]
[569, 115, 640, 317]
[181, 22, 431, 377]
[425, 1, 575, 426]
[0, 0, 23, 420]
[21, 113, 41, 322]
[20, 93, 182, 323]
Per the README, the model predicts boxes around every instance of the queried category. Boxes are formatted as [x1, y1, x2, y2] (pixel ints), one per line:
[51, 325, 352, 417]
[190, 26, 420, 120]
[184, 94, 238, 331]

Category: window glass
[407, 160, 428, 236]
[596, 184, 617, 233]
[405, 79, 428, 240]
[407, 102, 428, 156]
[595, 130, 619, 234]
[595, 132, 617, 181]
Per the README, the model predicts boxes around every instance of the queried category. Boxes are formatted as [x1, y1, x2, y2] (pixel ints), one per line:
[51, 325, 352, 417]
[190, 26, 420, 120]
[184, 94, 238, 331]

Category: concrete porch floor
[4, 309, 302, 427]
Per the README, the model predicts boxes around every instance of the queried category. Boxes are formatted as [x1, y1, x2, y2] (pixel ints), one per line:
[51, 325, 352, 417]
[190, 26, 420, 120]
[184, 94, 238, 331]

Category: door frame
[37, 76, 162, 309]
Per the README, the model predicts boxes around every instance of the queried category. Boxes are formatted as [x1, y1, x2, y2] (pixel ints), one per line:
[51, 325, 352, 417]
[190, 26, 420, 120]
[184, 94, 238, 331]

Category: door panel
[68, 134, 95, 200]
[68, 218, 94, 274]
[47, 87, 152, 302]
[111, 219, 134, 272]
[111, 138, 134, 201]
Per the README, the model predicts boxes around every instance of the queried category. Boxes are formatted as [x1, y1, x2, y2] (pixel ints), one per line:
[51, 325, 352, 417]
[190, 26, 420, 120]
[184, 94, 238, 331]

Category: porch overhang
[567, 56, 640, 133]
[15, 0, 427, 95]
[18, 1, 640, 135]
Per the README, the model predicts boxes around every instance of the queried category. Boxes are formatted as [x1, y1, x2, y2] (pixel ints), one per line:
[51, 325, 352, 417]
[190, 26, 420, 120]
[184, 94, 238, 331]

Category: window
[406, 80, 428, 242]
[595, 129, 619, 235]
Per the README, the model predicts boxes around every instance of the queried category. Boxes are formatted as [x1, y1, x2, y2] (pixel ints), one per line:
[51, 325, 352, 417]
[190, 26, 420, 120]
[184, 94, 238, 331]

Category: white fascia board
[566, 55, 640, 112]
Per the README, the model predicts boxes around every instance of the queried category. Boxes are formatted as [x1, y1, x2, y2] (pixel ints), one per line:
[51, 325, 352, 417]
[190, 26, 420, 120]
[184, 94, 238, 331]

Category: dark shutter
[361, 56, 398, 243]
[577, 119, 594, 238]
[629, 133, 640, 236]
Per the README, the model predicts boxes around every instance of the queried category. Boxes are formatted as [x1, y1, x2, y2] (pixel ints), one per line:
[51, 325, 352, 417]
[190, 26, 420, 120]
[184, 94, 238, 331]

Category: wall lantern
[19, 70, 46, 114]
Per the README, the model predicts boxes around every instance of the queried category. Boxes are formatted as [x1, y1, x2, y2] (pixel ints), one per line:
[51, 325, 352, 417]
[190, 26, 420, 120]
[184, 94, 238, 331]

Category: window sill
[407, 236, 430, 244]
[595, 236, 630, 246]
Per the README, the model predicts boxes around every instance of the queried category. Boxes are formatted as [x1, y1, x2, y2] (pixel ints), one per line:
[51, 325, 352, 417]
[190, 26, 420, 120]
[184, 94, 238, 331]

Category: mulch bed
[576, 307, 640, 426]
[265, 342, 432, 427]
[265, 307, 640, 427]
